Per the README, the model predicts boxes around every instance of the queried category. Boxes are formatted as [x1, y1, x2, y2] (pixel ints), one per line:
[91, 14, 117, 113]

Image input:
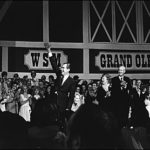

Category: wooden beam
[0, 41, 150, 50]
[43, 0, 49, 42]
[2, 46, 8, 72]
[0, 1, 13, 23]
[83, 0, 90, 74]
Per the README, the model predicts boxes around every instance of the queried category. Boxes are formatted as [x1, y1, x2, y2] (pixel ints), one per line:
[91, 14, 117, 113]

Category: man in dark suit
[111, 65, 132, 129]
[45, 43, 76, 132]
[130, 79, 149, 128]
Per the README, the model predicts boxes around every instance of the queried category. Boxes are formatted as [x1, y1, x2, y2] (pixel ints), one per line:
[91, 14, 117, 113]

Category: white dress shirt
[62, 74, 69, 85]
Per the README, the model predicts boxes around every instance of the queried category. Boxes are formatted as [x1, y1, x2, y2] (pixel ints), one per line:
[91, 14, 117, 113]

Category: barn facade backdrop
[0, 0, 150, 80]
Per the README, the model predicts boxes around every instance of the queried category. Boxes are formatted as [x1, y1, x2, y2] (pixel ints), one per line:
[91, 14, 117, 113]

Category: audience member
[97, 73, 113, 113]
[19, 85, 32, 122]
[66, 103, 120, 149]
[130, 79, 149, 128]
[48, 75, 55, 87]
[30, 71, 38, 87]
[111, 65, 132, 129]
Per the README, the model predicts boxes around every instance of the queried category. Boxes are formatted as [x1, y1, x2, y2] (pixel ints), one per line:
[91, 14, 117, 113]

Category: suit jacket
[49, 56, 76, 112]
[111, 75, 132, 117]
[130, 88, 149, 127]
[112, 76, 132, 100]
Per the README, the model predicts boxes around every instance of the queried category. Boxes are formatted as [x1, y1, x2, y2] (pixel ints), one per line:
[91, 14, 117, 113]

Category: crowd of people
[0, 44, 150, 149]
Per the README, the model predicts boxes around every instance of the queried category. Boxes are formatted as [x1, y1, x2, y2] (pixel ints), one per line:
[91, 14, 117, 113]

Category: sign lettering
[95, 51, 150, 71]
[24, 50, 68, 70]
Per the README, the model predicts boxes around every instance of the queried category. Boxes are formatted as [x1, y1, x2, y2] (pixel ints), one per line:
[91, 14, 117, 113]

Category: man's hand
[44, 43, 52, 57]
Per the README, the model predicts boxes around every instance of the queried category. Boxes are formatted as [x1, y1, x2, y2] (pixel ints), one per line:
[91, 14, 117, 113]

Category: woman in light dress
[71, 92, 84, 112]
[71, 85, 85, 112]
[19, 84, 32, 122]
[5, 87, 16, 114]
[144, 85, 150, 118]
[0, 79, 9, 112]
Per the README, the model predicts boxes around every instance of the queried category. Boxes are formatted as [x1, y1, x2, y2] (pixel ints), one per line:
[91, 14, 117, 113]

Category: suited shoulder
[69, 76, 76, 83]
[124, 76, 131, 80]
[68, 76, 73, 80]
[112, 76, 119, 81]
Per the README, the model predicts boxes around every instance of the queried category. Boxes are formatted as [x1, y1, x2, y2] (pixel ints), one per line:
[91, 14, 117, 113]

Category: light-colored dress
[0, 98, 7, 112]
[0, 81, 8, 112]
[19, 94, 31, 122]
[144, 96, 150, 118]
[71, 92, 85, 112]
[5, 91, 18, 114]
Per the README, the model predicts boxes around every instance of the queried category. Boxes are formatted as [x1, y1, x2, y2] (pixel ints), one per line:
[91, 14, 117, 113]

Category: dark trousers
[57, 110, 67, 132]
[57, 109, 74, 133]
[65, 110, 74, 121]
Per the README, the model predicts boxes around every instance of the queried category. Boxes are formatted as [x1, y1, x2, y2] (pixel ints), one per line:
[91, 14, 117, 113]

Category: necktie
[120, 77, 122, 81]
[137, 88, 140, 96]
[61, 76, 64, 85]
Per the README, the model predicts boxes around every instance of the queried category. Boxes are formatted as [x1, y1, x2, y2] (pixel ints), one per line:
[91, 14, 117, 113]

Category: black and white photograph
[0, 0, 150, 149]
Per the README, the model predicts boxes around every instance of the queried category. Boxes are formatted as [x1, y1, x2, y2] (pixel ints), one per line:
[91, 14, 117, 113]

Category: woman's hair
[100, 73, 111, 84]
[20, 84, 28, 94]
[33, 86, 40, 94]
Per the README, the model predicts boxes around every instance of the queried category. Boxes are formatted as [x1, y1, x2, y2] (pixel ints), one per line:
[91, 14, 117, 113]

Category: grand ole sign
[24, 50, 68, 70]
[95, 51, 150, 71]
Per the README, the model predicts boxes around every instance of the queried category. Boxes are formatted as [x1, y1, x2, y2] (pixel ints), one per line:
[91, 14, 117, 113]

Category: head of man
[41, 75, 46, 81]
[136, 79, 142, 89]
[66, 103, 119, 149]
[1, 71, 7, 80]
[31, 71, 36, 79]
[118, 65, 126, 77]
[61, 63, 70, 76]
